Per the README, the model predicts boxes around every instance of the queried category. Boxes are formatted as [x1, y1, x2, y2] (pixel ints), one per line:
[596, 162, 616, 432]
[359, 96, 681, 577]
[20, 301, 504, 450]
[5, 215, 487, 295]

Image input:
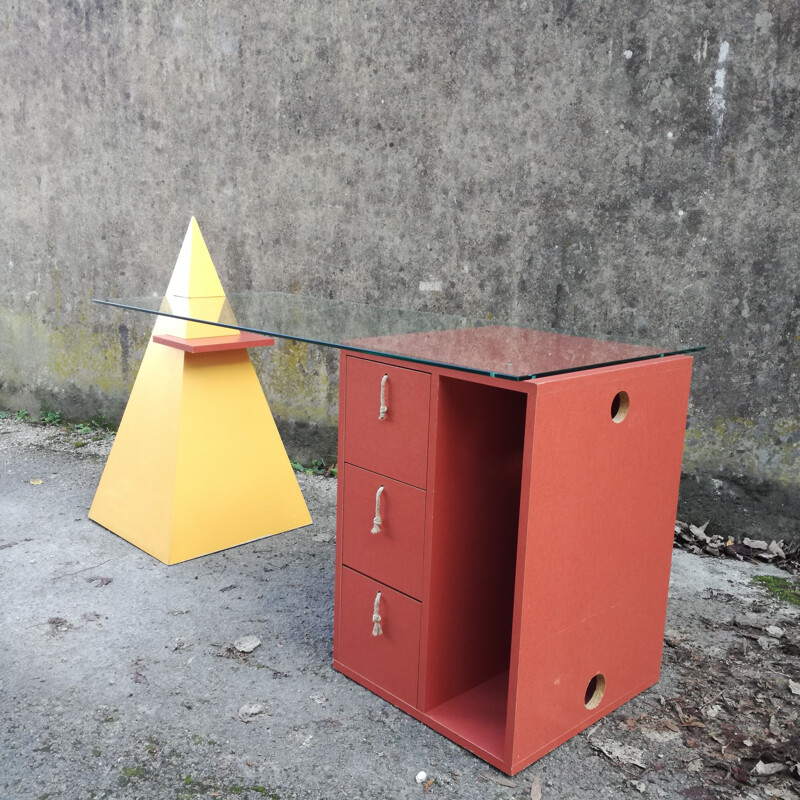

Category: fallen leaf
[530, 772, 542, 800]
[768, 541, 786, 559]
[29, 478, 42, 485]
[424, 778, 435, 794]
[730, 764, 750, 784]
[486, 774, 516, 788]
[233, 635, 261, 654]
[590, 739, 647, 769]
[689, 525, 709, 542]
[788, 680, 800, 696]
[743, 537, 768, 550]
[663, 719, 680, 732]
[753, 760, 786, 776]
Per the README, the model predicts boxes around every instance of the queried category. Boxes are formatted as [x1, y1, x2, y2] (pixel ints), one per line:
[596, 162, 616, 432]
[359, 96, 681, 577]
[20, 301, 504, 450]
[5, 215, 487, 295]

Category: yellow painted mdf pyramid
[89, 218, 311, 564]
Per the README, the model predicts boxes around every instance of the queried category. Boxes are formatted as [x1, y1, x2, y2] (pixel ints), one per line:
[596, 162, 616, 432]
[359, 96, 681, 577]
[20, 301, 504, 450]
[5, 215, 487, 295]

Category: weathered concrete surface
[0, 2, 798, 529]
[2, 418, 800, 800]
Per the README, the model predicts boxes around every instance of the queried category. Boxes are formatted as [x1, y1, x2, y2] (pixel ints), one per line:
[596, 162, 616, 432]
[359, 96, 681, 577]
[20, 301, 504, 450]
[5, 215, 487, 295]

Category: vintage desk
[97, 287, 702, 774]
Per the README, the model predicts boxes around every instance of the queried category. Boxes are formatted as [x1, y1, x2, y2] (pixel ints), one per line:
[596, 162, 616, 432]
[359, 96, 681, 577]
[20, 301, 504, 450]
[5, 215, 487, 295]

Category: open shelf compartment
[421, 376, 528, 761]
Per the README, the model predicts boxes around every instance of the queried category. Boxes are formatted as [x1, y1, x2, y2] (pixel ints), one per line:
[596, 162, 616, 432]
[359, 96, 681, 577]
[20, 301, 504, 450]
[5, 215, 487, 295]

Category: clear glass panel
[94, 292, 703, 381]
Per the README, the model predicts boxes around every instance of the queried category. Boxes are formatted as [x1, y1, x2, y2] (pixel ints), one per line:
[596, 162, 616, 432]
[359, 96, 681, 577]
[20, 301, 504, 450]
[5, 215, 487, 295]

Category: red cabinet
[334, 351, 694, 775]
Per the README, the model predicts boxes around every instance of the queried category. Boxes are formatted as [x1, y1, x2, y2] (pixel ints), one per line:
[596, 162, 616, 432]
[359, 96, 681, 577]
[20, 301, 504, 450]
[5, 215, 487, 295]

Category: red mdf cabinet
[333, 350, 693, 775]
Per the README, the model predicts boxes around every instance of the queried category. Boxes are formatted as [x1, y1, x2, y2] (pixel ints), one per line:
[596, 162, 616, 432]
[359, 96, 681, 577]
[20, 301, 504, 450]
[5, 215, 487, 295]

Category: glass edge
[92, 299, 705, 381]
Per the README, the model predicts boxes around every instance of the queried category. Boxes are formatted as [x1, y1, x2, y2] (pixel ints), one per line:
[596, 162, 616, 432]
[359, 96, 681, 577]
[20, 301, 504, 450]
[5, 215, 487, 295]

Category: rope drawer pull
[378, 374, 388, 420]
[372, 592, 383, 636]
[371, 486, 385, 534]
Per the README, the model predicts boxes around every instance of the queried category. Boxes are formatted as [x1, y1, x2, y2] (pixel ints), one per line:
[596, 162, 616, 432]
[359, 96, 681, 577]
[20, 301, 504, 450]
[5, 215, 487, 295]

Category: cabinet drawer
[343, 357, 430, 488]
[342, 464, 426, 600]
[337, 567, 421, 706]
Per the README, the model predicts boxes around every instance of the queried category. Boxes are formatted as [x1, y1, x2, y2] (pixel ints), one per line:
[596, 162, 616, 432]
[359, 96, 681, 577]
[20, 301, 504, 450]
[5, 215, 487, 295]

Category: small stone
[238, 703, 267, 722]
[415, 771, 427, 784]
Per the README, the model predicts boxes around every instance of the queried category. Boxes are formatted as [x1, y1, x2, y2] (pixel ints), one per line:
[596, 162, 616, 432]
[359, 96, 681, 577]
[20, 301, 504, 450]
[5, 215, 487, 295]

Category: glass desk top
[94, 292, 703, 381]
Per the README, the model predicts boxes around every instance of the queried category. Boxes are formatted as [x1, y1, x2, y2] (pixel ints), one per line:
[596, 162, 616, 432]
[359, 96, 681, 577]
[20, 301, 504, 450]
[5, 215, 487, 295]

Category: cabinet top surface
[95, 292, 703, 381]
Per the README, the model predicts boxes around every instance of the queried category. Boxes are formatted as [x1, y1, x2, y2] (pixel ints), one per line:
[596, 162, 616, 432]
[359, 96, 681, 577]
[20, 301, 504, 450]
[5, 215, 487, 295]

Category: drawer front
[343, 357, 430, 488]
[342, 464, 426, 600]
[337, 567, 421, 706]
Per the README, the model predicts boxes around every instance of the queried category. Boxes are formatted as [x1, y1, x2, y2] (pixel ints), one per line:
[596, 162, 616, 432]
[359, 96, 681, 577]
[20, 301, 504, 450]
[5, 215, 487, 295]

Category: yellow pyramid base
[89, 339, 311, 564]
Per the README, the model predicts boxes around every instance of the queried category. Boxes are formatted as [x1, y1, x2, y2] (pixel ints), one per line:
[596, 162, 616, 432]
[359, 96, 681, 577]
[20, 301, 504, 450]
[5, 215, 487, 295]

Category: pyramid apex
[164, 218, 226, 299]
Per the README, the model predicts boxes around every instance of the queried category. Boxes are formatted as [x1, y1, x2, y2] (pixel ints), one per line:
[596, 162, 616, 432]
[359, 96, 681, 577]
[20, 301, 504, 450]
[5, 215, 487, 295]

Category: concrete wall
[1, 1, 798, 536]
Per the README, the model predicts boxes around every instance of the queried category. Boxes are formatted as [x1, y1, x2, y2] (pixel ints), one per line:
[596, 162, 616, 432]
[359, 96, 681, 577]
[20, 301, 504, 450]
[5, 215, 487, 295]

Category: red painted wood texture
[337, 567, 422, 706]
[422, 378, 527, 714]
[341, 464, 426, 600]
[152, 332, 275, 352]
[342, 356, 430, 489]
[506, 356, 693, 770]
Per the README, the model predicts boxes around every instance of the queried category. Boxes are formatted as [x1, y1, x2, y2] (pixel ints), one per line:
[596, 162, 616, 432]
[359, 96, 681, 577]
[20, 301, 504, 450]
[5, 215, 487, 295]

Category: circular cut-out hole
[584, 673, 606, 709]
[611, 391, 629, 423]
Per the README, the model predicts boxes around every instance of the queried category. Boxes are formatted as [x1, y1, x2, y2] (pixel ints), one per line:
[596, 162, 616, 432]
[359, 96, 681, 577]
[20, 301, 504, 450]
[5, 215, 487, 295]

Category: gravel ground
[1, 418, 798, 800]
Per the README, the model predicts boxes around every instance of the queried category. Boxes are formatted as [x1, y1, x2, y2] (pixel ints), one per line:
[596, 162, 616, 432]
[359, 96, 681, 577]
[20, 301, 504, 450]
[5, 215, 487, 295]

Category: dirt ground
[1, 417, 798, 800]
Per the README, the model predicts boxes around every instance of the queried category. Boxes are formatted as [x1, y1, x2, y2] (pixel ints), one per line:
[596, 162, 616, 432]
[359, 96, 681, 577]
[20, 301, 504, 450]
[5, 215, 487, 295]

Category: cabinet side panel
[510, 356, 692, 765]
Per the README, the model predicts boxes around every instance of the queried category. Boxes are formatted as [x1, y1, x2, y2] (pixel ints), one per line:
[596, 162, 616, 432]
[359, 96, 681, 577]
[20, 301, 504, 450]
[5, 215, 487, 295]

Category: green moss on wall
[261, 340, 336, 426]
[683, 415, 800, 484]
[0, 306, 148, 417]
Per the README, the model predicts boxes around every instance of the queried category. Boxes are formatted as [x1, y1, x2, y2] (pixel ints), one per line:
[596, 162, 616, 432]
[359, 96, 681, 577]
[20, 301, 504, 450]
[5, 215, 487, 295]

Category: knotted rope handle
[372, 591, 383, 636]
[378, 374, 388, 420]
[371, 486, 385, 534]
